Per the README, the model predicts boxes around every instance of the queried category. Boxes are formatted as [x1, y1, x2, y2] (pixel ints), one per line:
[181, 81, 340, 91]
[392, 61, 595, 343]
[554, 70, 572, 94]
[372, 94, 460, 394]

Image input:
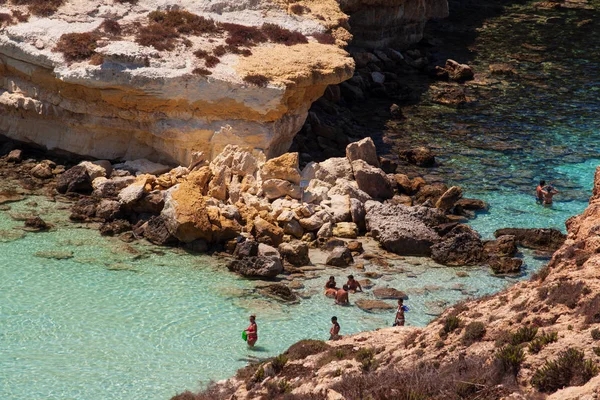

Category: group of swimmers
[536, 180, 559, 206]
[324, 275, 362, 305]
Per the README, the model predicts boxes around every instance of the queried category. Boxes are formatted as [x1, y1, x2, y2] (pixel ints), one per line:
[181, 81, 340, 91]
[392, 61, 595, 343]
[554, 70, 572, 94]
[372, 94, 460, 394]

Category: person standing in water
[335, 285, 349, 305]
[536, 180, 546, 204]
[244, 314, 258, 347]
[394, 299, 406, 326]
[346, 275, 363, 293]
[329, 316, 341, 340]
[324, 276, 338, 297]
[542, 184, 559, 206]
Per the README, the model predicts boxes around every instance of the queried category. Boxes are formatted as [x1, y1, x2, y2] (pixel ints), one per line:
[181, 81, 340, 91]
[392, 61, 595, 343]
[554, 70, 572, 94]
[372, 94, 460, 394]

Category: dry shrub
[284, 339, 330, 361]
[289, 4, 308, 15]
[204, 55, 220, 68]
[461, 321, 486, 346]
[193, 49, 209, 59]
[546, 281, 586, 309]
[332, 355, 514, 400]
[100, 18, 121, 35]
[531, 348, 598, 393]
[115, 0, 138, 3]
[243, 74, 269, 87]
[213, 45, 227, 57]
[226, 45, 252, 56]
[89, 54, 104, 66]
[313, 32, 336, 45]
[403, 330, 419, 348]
[170, 381, 236, 400]
[222, 23, 267, 47]
[12, 10, 30, 22]
[136, 23, 179, 51]
[54, 32, 98, 62]
[148, 10, 218, 35]
[261, 23, 307, 46]
[12, 0, 64, 16]
[0, 12, 12, 25]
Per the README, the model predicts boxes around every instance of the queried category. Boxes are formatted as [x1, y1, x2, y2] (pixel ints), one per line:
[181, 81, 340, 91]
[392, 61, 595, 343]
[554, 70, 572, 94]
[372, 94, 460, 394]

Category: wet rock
[7, 149, 22, 162]
[24, 216, 49, 231]
[347, 240, 363, 254]
[70, 198, 99, 221]
[260, 152, 301, 185]
[431, 225, 484, 266]
[432, 86, 469, 106]
[494, 228, 565, 251]
[333, 222, 358, 239]
[415, 184, 447, 205]
[92, 176, 136, 198]
[435, 186, 463, 211]
[440, 59, 474, 82]
[0, 190, 24, 204]
[143, 216, 178, 246]
[489, 256, 523, 274]
[30, 163, 53, 179]
[373, 287, 408, 300]
[258, 283, 298, 303]
[99, 219, 131, 236]
[398, 147, 435, 167]
[365, 203, 445, 256]
[351, 160, 394, 200]
[34, 250, 73, 260]
[346, 137, 379, 167]
[234, 240, 259, 258]
[455, 198, 489, 211]
[394, 174, 414, 194]
[355, 299, 394, 312]
[484, 235, 518, 258]
[326, 246, 354, 267]
[379, 157, 398, 174]
[56, 165, 92, 194]
[489, 63, 516, 75]
[95, 199, 122, 221]
[227, 256, 283, 278]
[252, 217, 284, 247]
[279, 240, 311, 267]
[389, 104, 404, 119]
[184, 239, 208, 253]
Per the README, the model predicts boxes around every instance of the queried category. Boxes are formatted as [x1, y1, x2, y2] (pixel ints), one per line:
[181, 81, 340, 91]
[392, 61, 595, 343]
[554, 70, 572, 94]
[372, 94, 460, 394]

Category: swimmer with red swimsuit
[245, 314, 258, 347]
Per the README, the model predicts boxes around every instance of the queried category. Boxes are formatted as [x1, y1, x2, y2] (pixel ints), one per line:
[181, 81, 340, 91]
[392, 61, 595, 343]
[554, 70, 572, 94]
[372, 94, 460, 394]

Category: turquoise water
[0, 197, 546, 399]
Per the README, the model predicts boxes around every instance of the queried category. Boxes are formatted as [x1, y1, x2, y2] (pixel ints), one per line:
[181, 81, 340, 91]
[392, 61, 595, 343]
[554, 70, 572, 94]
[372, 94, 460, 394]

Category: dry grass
[136, 23, 179, 51]
[204, 55, 220, 68]
[261, 23, 307, 46]
[222, 23, 267, 47]
[12, 0, 65, 16]
[100, 18, 121, 35]
[192, 67, 212, 76]
[313, 32, 336, 45]
[12, 10, 30, 22]
[0, 12, 12, 25]
[54, 32, 99, 62]
[148, 10, 218, 35]
[243, 74, 270, 87]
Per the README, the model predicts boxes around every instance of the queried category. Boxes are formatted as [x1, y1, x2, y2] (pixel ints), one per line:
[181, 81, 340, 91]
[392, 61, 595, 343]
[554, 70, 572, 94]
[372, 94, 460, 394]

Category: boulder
[122, 159, 171, 175]
[142, 216, 178, 245]
[484, 235, 518, 258]
[95, 199, 121, 221]
[455, 198, 489, 211]
[299, 210, 331, 231]
[93, 176, 136, 198]
[315, 158, 354, 185]
[252, 217, 284, 247]
[99, 219, 131, 236]
[31, 163, 53, 179]
[131, 191, 165, 214]
[56, 165, 93, 194]
[262, 179, 302, 200]
[278, 240, 311, 266]
[350, 198, 366, 231]
[210, 145, 261, 176]
[431, 225, 484, 266]
[6, 149, 22, 163]
[355, 300, 394, 312]
[70, 197, 98, 221]
[394, 174, 414, 194]
[161, 184, 213, 243]
[435, 186, 463, 211]
[234, 240, 259, 259]
[24, 216, 49, 231]
[227, 256, 283, 278]
[347, 240, 363, 253]
[260, 152, 301, 185]
[283, 219, 304, 239]
[258, 284, 298, 302]
[415, 184, 447, 205]
[326, 247, 354, 267]
[345, 137, 379, 167]
[351, 160, 394, 200]
[379, 157, 398, 174]
[489, 256, 523, 274]
[317, 221, 333, 239]
[388, 195, 412, 206]
[365, 203, 446, 256]
[303, 179, 330, 203]
[398, 147, 435, 167]
[207, 165, 230, 201]
[373, 288, 408, 300]
[333, 222, 358, 239]
[78, 160, 112, 180]
[328, 179, 371, 203]
[442, 59, 474, 82]
[118, 179, 148, 206]
[322, 194, 351, 223]
[493, 228, 566, 251]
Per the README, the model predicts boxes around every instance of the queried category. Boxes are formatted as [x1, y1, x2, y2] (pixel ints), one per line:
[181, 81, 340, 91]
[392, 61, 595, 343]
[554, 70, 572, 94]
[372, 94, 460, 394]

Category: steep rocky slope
[175, 167, 600, 399]
[0, 0, 354, 165]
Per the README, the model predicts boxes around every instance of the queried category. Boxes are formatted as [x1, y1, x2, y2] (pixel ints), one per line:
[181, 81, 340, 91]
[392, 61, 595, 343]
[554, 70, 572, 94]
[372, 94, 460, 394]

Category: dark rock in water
[0, 189, 24, 204]
[323, 238, 346, 251]
[278, 240, 310, 267]
[398, 146, 435, 167]
[95, 199, 121, 221]
[488, 256, 523, 274]
[24, 216, 49, 231]
[435, 186, 463, 212]
[56, 165, 92, 194]
[415, 183, 447, 205]
[389, 103, 404, 119]
[143, 215, 177, 246]
[373, 287, 408, 300]
[326, 246, 354, 267]
[484, 235, 518, 258]
[432, 86, 469, 106]
[379, 157, 398, 174]
[439, 59, 474, 82]
[258, 283, 298, 303]
[355, 299, 394, 312]
[494, 228, 565, 251]
[227, 255, 283, 278]
[234, 240, 259, 259]
[99, 219, 131, 236]
[365, 203, 446, 256]
[431, 224, 484, 266]
[70, 198, 99, 221]
[184, 239, 208, 253]
[34, 250, 73, 260]
[455, 198, 489, 211]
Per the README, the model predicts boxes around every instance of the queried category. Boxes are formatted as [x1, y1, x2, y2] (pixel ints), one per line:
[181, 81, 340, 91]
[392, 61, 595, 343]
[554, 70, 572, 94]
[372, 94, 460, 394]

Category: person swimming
[329, 316, 341, 340]
[335, 285, 349, 305]
[542, 184, 559, 206]
[244, 314, 258, 347]
[536, 180, 546, 204]
[346, 275, 362, 293]
[325, 276, 337, 290]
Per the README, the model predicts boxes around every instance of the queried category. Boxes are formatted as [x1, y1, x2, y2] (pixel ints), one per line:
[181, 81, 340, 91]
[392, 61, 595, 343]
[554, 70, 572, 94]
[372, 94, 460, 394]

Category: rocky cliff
[340, 0, 449, 49]
[175, 167, 600, 399]
[0, 0, 353, 165]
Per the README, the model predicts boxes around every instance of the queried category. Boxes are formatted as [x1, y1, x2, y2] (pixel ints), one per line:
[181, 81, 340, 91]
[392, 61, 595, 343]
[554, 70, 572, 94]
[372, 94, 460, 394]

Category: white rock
[315, 158, 354, 185]
[123, 159, 171, 175]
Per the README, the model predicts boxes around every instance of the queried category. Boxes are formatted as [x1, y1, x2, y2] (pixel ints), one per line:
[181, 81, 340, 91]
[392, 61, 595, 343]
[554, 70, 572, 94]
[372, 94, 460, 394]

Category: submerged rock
[0, 190, 24, 204]
[484, 235, 518, 258]
[373, 287, 408, 300]
[258, 284, 298, 303]
[24, 216, 49, 231]
[34, 250, 74, 260]
[489, 256, 523, 274]
[398, 147, 435, 167]
[355, 299, 394, 312]
[431, 225, 484, 266]
[494, 228, 566, 251]
[227, 256, 283, 278]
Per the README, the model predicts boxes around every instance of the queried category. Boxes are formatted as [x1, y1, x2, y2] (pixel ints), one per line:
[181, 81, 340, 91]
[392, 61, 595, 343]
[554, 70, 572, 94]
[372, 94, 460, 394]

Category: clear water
[2, 1, 600, 399]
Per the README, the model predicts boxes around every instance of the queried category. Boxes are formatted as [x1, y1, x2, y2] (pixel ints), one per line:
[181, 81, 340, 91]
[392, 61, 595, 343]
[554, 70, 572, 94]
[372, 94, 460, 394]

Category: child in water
[244, 314, 258, 347]
[329, 316, 341, 340]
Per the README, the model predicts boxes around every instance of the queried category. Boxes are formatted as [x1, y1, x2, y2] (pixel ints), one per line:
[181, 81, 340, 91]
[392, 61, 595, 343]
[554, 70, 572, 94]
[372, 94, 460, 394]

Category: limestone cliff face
[0, 0, 353, 165]
[339, 0, 449, 49]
